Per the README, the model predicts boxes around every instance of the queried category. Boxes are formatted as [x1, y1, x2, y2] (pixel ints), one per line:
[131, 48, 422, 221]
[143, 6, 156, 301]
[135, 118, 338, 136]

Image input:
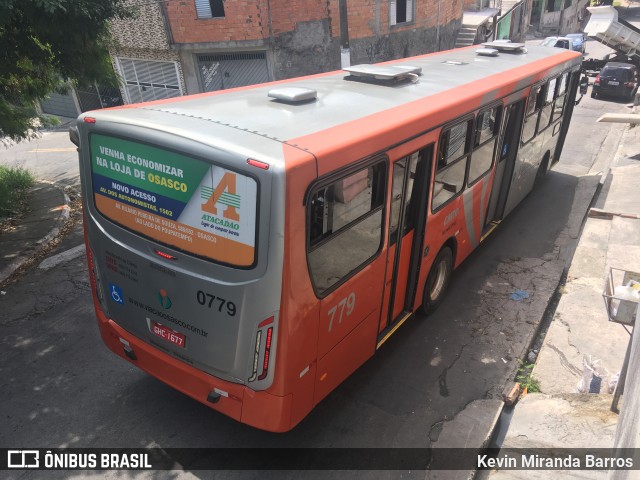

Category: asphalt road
[0, 44, 636, 479]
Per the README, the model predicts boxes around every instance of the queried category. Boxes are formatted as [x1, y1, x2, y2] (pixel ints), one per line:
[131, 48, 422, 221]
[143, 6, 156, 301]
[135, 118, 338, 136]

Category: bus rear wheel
[421, 247, 453, 315]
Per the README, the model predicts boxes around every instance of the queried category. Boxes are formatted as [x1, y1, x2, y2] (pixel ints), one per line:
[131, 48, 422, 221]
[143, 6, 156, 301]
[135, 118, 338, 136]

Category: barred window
[390, 0, 414, 25]
[195, 0, 225, 19]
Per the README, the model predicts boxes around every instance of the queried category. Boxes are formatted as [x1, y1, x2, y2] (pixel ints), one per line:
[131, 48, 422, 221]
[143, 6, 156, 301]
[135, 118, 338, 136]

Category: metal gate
[76, 85, 124, 112]
[117, 58, 182, 104]
[40, 90, 78, 118]
[197, 52, 270, 92]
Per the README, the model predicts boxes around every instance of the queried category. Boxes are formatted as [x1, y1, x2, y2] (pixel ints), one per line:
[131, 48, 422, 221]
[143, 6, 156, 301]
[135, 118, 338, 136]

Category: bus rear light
[248, 316, 275, 383]
[87, 246, 106, 309]
[247, 158, 270, 170]
[154, 249, 176, 260]
[258, 327, 273, 381]
[258, 316, 274, 328]
[248, 330, 262, 382]
[84, 117, 97, 124]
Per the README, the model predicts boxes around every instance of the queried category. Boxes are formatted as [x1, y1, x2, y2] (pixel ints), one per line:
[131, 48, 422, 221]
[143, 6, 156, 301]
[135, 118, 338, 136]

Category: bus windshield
[89, 133, 258, 267]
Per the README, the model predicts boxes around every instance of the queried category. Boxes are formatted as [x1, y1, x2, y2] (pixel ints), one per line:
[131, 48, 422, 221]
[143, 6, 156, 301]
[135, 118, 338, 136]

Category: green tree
[0, 0, 133, 141]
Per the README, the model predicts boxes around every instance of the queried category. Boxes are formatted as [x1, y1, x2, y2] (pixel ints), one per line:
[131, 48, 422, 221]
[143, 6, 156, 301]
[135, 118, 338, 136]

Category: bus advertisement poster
[89, 134, 257, 266]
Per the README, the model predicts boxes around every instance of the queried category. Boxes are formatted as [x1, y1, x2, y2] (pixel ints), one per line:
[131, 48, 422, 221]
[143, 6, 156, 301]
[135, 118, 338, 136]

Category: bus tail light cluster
[248, 316, 275, 383]
[87, 245, 106, 310]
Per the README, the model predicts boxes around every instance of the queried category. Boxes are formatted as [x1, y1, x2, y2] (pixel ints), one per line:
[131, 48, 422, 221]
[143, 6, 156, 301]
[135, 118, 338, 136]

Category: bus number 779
[327, 293, 356, 332]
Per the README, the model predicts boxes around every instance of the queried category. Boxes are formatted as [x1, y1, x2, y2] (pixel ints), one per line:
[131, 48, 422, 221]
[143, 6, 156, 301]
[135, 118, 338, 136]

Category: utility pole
[339, 0, 351, 68]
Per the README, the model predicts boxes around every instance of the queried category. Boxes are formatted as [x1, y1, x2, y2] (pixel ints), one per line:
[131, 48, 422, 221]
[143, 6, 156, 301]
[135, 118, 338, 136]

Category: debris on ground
[510, 289, 530, 301]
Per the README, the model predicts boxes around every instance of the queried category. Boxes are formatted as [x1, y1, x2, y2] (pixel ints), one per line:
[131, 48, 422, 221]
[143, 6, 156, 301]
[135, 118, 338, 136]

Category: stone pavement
[0, 182, 69, 285]
[486, 118, 640, 478]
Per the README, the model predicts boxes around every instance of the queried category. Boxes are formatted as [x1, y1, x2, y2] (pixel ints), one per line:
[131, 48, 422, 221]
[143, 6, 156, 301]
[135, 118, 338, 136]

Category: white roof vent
[343, 64, 422, 81]
[268, 87, 317, 103]
[482, 41, 526, 53]
[476, 48, 499, 57]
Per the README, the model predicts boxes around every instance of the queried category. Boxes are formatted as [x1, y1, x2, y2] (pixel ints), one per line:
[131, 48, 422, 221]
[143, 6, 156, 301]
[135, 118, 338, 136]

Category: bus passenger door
[485, 99, 525, 227]
[379, 145, 433, 338]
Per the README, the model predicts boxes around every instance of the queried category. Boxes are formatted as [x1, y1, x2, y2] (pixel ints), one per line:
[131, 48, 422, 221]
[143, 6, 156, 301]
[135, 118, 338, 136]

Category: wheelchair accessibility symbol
[109, 283, 124, 304]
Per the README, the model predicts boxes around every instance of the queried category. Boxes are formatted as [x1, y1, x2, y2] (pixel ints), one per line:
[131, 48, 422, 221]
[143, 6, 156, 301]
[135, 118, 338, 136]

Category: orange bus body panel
[277, 144, 320, 426]
[314, 309, 379, 405]
[81, 45, 581, 431]
[94, 304, 298, 432]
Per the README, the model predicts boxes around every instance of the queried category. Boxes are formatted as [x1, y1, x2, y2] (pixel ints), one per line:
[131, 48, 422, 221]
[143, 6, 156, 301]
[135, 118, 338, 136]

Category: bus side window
[432, 119, 472, 211]
[469, 105, 502, 185]
[553, 72, 569, 120]
[308, 161, 386, 296]
[538, 77, 557, 131]
[521, 85, 543, 144]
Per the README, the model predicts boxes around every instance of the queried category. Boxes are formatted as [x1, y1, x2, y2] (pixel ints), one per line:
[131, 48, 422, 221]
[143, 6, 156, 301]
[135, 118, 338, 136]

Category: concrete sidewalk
[0, 182, 70, 285]
[487, 120, 640, 478]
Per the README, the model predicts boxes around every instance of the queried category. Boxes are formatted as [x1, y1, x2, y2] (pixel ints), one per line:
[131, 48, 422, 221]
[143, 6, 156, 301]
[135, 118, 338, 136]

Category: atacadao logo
[200, 172, 241, 221]
[158, 288, 172, 309]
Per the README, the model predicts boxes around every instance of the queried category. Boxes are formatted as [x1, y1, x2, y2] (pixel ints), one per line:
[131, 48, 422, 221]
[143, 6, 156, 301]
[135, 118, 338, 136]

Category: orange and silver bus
[74, 42, 582, 432]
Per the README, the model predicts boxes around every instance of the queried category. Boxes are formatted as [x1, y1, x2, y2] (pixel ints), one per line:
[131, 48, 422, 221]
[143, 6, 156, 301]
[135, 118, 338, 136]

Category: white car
[541, 36, 578, 51]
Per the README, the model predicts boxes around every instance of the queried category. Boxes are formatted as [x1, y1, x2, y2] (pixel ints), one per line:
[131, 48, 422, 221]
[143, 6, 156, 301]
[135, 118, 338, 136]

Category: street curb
[0, 183, 70, 286]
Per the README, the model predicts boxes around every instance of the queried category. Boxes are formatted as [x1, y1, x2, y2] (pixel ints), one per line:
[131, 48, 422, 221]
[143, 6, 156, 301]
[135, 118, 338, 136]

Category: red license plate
[152, 322, 186, 348]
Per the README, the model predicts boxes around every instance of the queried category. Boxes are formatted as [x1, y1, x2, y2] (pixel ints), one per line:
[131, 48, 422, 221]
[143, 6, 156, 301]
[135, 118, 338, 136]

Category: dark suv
[591, 62, 638, 101]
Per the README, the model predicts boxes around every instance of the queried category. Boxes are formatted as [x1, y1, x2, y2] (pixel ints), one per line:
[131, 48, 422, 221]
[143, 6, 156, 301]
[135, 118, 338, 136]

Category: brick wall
[166, 0, 268, 43]
[328, 0, 462, 40]
[114, 1, 464, 88]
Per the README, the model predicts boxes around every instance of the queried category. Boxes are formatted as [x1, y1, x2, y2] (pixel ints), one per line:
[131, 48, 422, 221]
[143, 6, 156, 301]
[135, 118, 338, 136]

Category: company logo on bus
[200, 172, 241, 223]
[157, 289, 172, 309]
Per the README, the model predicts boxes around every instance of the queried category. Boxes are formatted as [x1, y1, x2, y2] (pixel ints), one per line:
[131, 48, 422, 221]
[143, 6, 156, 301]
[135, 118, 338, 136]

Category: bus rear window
[89, 134, 258, 267]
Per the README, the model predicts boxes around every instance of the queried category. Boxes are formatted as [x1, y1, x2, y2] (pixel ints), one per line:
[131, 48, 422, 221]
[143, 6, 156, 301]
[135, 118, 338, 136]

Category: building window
[390, 0, 414, 25]
[308, 161, 386, 296]
[195, 0, 225, 19]
[546, 0, 560, 12]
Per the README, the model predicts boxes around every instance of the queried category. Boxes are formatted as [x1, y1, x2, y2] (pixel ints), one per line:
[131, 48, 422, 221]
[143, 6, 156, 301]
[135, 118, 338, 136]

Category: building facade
[108, 0, 463, 102]
[531, 0, 590, 36]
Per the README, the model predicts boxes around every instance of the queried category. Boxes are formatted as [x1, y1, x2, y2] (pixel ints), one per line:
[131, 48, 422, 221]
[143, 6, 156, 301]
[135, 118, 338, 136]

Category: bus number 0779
[196, 290, 237, 317]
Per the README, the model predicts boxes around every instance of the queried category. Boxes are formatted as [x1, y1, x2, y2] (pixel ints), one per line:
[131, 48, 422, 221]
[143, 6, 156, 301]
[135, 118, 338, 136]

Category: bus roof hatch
[343, 64, 422, 82]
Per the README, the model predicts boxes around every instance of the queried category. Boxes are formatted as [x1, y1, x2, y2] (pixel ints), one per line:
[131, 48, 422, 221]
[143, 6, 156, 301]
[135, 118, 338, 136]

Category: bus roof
[86, 45, 581, 169]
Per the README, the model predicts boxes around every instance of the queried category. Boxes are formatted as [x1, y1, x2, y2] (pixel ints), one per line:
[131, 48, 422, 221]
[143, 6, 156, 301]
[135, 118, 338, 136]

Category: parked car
[541, 36, 576, 51]
[591, 62, 639, 100]
[565, 33, 586, 54]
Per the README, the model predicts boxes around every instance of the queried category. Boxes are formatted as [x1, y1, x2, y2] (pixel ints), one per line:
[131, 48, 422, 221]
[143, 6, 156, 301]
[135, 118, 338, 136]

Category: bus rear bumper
[95, 309, 294, 432]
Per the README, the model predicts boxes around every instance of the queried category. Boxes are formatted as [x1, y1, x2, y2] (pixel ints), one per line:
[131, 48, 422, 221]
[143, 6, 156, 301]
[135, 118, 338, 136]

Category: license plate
[152, 322, 186, 348]
[608, 81, 619, 86]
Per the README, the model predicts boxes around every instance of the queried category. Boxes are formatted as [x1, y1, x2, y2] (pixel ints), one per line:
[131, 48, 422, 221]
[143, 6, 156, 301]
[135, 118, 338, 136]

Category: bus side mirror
[576, 76, 589, 105]
[579, 77, 589, 95]
[69, 126, 79, 147]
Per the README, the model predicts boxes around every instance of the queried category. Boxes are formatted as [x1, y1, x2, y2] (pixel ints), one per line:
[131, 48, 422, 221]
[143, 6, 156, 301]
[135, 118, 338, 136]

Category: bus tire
[421, 247, 453, 315]
[535, 153, 550, 186]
